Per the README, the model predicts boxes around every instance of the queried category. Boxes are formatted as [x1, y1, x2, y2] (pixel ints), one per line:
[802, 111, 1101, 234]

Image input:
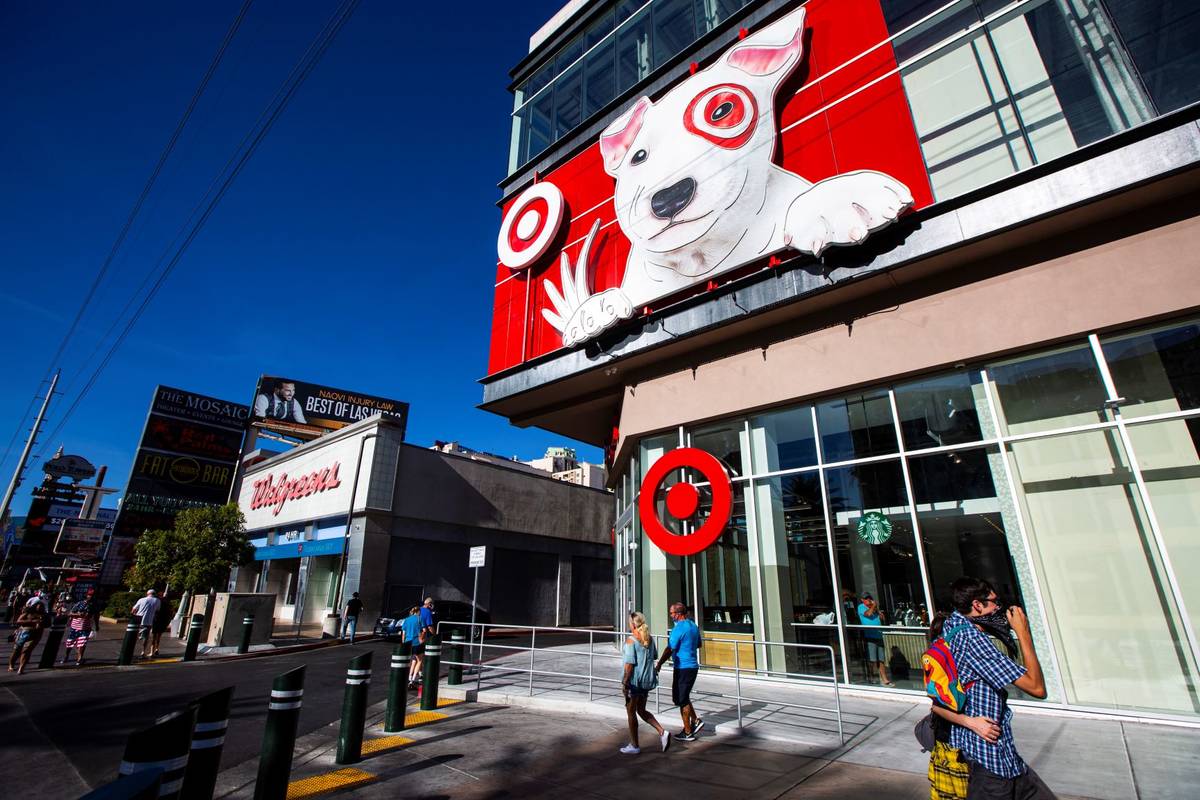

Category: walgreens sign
[238, 430, 377, 530]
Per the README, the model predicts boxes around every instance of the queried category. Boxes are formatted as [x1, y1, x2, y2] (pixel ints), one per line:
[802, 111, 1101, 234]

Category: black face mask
[974, 607, 1018, 656]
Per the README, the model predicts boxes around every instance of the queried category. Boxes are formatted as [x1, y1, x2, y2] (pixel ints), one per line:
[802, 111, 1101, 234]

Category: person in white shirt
[253, 381, 307, 424]
[130, 589, 161, 658]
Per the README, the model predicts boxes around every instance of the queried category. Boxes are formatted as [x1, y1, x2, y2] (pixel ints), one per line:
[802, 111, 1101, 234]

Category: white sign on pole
[468, 546, 487, 568]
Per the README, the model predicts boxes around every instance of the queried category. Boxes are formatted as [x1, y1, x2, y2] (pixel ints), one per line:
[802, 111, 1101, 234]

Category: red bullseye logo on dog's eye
[498, 182, 566, 271]
[683, 83, 756, 149]
[638, 448, 733, 557]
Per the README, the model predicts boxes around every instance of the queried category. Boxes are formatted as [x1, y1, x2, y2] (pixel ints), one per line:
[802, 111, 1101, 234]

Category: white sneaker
[660, 731, 671, 752]
[620, 744, 640, 755]
[694, 718, 705, 734]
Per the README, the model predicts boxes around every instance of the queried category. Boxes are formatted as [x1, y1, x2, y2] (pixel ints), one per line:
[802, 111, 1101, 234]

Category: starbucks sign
[856, 511, 893, 545]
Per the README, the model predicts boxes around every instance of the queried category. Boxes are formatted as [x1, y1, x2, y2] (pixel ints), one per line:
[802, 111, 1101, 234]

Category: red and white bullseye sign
[497, 182, 566, 271]
[638, 448, 733, 557]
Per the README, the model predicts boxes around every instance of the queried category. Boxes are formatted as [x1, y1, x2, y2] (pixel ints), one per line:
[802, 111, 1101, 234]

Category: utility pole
[0, 371, 59, 529]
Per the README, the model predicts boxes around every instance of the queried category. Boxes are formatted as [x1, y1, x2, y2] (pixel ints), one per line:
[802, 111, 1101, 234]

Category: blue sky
[0, 0, 593, 513]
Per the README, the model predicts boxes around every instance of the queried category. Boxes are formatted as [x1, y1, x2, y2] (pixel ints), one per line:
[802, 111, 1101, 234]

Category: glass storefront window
[639, 431, 678, 482]
[1103, 320, 1200, 419]
[749, 405, 818, 473]
[817, 390, 898, 463]
[690, 420, 746, 477]
[697, 489, 753, 631]
[1008, 427, 1200, 714]
[989, 344, 1109, 435]
[1103, 0, 1200, 114]
[894, 371, 987, 450]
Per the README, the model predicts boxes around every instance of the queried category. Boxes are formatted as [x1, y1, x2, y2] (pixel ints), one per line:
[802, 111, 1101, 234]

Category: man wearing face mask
[945, 577, 1055, 799]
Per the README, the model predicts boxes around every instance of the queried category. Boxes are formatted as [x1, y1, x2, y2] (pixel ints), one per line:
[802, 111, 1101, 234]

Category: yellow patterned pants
[929, 741, 969, 800]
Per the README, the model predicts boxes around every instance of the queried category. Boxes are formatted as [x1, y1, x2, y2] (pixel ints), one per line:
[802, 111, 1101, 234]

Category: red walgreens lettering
[250, 462, 342, 516]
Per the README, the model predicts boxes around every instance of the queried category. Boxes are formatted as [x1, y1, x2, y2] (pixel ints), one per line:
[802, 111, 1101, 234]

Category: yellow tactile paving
[360, 735, 415, 755]
[436, 697, 462, 708]
[402, 709, 447, 727]
[286, 767, 377, 799]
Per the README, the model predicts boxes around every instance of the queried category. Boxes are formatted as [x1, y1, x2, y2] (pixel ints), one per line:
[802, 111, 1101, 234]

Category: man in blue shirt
[946, 576, 1056, 799]
[655, 602, 704, 742]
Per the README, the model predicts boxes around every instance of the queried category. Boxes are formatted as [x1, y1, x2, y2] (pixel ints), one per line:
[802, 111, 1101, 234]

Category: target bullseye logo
[497, 182, 566, 271]
[638, 448, 733, 557]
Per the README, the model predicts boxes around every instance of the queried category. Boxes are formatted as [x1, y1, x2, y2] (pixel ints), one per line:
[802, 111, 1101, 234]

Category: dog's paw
[541, 219, 634, 346]
[560, 289, 634, 346]
[784, 171, 914, 256]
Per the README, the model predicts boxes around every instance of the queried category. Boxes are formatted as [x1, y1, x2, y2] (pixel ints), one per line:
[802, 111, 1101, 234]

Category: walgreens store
[481, 0, 1200, 720]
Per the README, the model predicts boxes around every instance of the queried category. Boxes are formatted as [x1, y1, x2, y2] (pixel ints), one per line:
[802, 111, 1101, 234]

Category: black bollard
[118, 707, 197, 800]
[385, 643, 411, 732]
[181, 686, 234, 800]
[117, 614, 141, 666]
[80, 769, 164, 799]
[336, 651, 373, 764]
[254, 666, 305, 800]
[38, 614, 67, 669]
[420, 634, 441, 711]
[447, 631, 465, 686]
[182, 614, 203, 662]
[237, 615, 254, 655]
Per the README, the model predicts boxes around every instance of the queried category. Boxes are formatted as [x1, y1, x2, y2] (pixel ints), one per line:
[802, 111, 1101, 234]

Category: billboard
[55, 519, 109, 558]
[251, 376, 408, 441]
[112, 385, 249, 539]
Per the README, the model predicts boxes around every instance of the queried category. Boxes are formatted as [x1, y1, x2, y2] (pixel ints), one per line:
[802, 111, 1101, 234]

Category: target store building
[481, 0, 1200, 721]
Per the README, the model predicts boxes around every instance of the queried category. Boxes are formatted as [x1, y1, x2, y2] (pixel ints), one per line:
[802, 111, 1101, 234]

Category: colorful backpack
[922, 625, 974, 712]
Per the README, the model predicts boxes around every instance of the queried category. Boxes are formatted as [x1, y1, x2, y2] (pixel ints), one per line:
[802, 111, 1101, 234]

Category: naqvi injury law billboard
[250, 376, 408, 442]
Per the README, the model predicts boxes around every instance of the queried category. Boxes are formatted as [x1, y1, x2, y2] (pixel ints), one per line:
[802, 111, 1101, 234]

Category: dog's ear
[725, 6, 806, 79]
[600, 96, 651, 176]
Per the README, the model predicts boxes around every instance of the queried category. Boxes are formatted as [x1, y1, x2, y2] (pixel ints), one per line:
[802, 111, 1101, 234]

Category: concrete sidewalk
[436, 640, 1200, 800]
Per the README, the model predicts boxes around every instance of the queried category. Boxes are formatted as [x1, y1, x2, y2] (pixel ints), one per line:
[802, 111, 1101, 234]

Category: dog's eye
[711, 101, 734, 122]
[631, 149, 647, 165]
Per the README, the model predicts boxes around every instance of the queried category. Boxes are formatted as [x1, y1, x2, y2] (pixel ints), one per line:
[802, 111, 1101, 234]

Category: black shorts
[967, 762, 1058, 800]
[672, 667, 698, 707]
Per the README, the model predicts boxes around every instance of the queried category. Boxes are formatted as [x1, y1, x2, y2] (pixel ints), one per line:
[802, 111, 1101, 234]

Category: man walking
[131, 589, 161, 658]
[342, 592, 364, 643]
[946, 576, 1055, 799]
[655, 602, 704, 741]
[419, 597, 437, 640]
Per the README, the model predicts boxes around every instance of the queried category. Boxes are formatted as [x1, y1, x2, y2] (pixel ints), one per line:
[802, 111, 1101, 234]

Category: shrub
[101, 591, 141, 620]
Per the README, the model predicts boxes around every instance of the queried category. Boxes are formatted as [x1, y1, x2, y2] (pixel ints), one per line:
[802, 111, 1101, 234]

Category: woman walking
[8, 604, 46, 674]
[61, 589, 99, 666]
[620, 611, 670, 755]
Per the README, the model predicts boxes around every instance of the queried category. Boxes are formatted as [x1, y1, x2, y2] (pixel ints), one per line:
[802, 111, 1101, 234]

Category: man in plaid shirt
[946, 576, 1057, 799]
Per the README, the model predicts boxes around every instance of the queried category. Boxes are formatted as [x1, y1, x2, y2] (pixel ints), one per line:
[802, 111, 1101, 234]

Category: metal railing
[436, 621, 844, 744]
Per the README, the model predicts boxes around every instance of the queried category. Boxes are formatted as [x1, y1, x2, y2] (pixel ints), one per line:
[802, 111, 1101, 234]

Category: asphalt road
[1, 638, 397, 793]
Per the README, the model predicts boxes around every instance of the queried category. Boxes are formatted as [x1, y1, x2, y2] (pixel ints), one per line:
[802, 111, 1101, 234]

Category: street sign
[468, 546, 487, 568]
[55, 519, 109, 558]
[43, 454, 97, 483]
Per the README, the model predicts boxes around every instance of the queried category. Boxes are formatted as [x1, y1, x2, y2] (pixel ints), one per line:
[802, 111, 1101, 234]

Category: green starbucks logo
[857, 511, 893, 545]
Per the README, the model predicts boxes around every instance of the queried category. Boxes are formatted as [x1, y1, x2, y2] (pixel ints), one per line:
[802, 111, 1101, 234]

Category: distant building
[432, 442, 609, 489]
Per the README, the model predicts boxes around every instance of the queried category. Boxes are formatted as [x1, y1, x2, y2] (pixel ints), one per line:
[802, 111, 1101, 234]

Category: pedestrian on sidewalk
[131, 589, 161, 658]
[150, 592, 172, 657]
[401, 606, 424, 687]
[8, 603, 45, 674]
[61, 589, 99, 666]
[859, 594, 894, 686]
[341, 592, 363, 643]
[945, 576, 1055, 799]
[419, 597, 437, 639]
[655, 602, 704, 742]
[620, 611, 670, 755]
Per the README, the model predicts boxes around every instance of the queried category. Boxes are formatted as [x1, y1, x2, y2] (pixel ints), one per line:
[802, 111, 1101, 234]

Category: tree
[125, 504, 253, 594]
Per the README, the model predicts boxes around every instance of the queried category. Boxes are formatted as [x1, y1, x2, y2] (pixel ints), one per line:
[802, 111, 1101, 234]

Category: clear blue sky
[0, 0, 595, 512]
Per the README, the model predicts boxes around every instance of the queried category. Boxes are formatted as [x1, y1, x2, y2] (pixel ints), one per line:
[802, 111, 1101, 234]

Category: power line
[32, 0, 362, 460]
[0, 0, 255, 479]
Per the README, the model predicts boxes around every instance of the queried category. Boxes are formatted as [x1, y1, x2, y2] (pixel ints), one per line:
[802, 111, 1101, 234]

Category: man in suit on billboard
[254, 380, 307, 423]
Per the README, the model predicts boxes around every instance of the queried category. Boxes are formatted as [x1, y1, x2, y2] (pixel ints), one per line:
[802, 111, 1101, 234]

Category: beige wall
[617, 211, 1200, 450]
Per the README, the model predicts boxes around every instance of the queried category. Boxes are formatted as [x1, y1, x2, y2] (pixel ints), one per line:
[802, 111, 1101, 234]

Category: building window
[1103, 0, 1200, 114]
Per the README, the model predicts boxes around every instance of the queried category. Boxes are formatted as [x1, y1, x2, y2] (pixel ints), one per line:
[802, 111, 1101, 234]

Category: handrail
[436, 620, 844, 744]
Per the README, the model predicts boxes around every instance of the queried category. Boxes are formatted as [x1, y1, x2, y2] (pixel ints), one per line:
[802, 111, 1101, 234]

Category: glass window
[749, 405, 818, 474]
[817, 390, 898, 463]
[696, 489, 753, 630]
[1102, 320, 1200, 419]
[689, 420, 745, 478]
[617, 4, 653, 94]
[1008, 428, 1200, 714]
[989, 344, 1109, 435]
[696, 0, 746, 33]
[908, 447, 1022, 613]
[526, 89, 554, 164]
[1105, 0, 1200, 114]
[754, 474, 835, 621]
[553, 63, 584, 138]
[894, 371, 987, 450]
[652, 0, 698, 69]
[639, 431, 678, 482]
[584, 38, 617, 118]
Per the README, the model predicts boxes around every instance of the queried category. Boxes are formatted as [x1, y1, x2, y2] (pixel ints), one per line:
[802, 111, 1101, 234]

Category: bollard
[336, 651, 373, 764]
[81, 769, 163, 799]
[385, 643, 412, 732]
[420, 634, 441, 710]
[238, 615, 254, 655]
[182, 614, 203, 662]
[118, 614, 142, 666]
[181, 686, 234, 800]
[118, 707, 197, 800]
[38, 614, 67, 669]
[447, 631, 465, 686]
[254, 666, 306, 800]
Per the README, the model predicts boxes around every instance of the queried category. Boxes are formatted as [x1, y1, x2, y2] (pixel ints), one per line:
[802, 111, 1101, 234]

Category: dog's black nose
[650, 177, 696, 220]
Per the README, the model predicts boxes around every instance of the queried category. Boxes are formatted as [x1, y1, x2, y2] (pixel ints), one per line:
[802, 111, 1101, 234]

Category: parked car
[373, 601, 492, 641]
